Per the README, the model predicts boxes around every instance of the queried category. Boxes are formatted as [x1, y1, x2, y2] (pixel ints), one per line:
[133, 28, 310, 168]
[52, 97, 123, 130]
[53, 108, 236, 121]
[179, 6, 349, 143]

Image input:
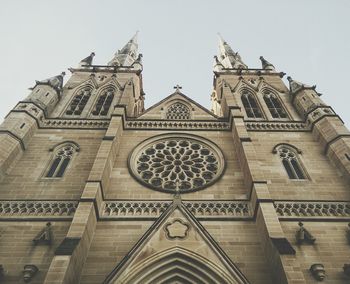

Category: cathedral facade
[0, 34, 349, 284]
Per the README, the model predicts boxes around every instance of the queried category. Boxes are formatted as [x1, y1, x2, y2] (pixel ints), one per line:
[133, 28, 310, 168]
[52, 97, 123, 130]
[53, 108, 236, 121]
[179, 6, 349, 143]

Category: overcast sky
[0, 0, 349, 125]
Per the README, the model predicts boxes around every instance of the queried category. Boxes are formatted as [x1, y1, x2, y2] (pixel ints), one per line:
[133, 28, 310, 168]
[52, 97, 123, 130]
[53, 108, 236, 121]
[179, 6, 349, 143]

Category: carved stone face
[128, 134, 225, 193]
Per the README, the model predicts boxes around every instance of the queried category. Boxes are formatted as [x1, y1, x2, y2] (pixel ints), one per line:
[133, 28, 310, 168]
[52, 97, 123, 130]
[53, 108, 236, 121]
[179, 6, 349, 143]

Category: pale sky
[0, 0, 349, 125]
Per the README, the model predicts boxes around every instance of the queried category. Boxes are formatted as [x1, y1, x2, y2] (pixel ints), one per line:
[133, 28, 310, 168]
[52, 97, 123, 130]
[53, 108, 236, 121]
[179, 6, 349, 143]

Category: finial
[79, 52, 95, 67]
[259, 56, 275, 70]
[287, 76, 293, 82]
[173, 85, 182, 92]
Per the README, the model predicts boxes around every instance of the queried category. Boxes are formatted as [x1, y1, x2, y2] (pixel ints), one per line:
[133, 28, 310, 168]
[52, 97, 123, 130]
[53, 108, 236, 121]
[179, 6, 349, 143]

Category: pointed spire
[259, 56, 275, 70]
[108, 32, 139, 67]
[216, 34, 247, 70]
[33, 72, 65, 91]
[79, 52, 95, 67]
[287, 76, 316, 94]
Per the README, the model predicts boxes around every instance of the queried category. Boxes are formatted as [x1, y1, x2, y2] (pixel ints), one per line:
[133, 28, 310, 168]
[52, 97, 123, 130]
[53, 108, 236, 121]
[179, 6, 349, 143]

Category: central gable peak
[138, 89, 218, 120]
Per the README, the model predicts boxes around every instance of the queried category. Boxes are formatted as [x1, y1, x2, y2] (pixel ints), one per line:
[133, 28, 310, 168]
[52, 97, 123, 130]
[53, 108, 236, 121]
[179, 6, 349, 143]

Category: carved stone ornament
[164, 219, 190, 240]
[23, 265, 38, 282]
[128, 134, 225, 193]
[344, 264, 350, 277]
[310, 263, 325, 281]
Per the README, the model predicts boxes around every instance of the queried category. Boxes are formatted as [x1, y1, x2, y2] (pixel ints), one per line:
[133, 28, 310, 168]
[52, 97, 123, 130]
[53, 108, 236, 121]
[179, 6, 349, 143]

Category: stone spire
[259, 56, 275, 70]
[33, 72, 66, 91]
[287, 76, 316, 94]
[108, 32, 139, 67]
[215, 34, 247, 70]
[79, 52, 95, 67]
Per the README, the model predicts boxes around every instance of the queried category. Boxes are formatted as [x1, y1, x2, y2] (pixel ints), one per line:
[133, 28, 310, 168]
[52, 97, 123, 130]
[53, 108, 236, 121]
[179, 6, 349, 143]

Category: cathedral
[0, 33, 349, 284]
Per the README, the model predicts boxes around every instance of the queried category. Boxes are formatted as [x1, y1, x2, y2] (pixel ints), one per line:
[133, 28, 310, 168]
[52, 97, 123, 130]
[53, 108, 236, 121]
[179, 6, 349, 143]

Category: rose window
[128, 134, 225, 193]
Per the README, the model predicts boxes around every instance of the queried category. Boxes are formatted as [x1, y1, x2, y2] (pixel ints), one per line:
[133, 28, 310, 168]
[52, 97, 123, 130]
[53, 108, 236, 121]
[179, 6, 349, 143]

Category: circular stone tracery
[128, 134, 225, 193]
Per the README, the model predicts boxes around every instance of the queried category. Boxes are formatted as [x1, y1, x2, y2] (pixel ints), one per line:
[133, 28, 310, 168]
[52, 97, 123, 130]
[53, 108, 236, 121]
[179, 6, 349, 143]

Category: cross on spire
[173, 84, 182, 92]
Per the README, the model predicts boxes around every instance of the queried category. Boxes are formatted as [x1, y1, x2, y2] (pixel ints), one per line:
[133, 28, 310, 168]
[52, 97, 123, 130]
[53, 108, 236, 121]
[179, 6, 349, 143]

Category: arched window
[45, 143, 78, 178]
[92, 88, 114, 116]
[263, 91, 287, 118]
[275, 145, 306, 179]
[65, 87, 92, 115]
[241, 91, 263, 118]
[166, 102, 190, 120]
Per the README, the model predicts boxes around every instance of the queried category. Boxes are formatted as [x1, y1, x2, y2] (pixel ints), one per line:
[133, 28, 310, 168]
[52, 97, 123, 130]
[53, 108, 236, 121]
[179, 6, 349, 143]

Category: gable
[103, 200, 249, 284]
[138, 92, 218, 120]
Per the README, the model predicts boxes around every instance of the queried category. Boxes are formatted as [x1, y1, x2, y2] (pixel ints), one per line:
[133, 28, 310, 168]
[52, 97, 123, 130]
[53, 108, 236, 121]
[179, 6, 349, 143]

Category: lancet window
[275, 145, 307, 180]
[241, 91, 263, 118]
[166, 102, 191, 120]
[45, 143, 78, 178]
[65, 87, 91, 115]
[92, 88, 114, 116]
[263, 91, 287, 118]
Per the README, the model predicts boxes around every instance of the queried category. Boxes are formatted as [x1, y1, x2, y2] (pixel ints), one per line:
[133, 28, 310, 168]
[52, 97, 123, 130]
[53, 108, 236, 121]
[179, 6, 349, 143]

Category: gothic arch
[164, 100, 192, 120]
[273, 143, 307, 180]
[65, 85, 93, 116]
[44, 141, 79, 178]
[90, 85, 117, 116]
[240, 88, 263, 119]
[261, 88, 288, 119]
[117, 247, 242, 284]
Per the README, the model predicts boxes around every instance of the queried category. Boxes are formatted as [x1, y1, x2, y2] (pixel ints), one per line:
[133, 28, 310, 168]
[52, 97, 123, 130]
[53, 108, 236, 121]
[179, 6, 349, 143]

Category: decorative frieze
[0, 201, 78, 218]
[183, 201, 251, 218]
[274, 201, 350, 219]
[102, 201, 172, 218]
[245, 121, 308, 131]
[40, 119, 109, 129]
[124, 120, 231, 131]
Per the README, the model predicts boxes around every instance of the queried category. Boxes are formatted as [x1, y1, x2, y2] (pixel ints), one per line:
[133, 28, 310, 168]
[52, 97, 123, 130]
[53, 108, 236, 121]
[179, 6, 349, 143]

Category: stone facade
[0, 34, 349, 283]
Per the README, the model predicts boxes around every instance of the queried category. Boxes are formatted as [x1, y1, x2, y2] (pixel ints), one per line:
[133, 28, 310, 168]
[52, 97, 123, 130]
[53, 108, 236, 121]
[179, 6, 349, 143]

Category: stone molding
[102, 201, 172, 218]
[0, 200, 349, 220]
[40, 119, 109, 129]
[125, 120, 231, 131]
[274, 201, 350, 219]
[183, 200, 251, 219]
[0, 201, 78, 219]
[245, 121, 308, 131]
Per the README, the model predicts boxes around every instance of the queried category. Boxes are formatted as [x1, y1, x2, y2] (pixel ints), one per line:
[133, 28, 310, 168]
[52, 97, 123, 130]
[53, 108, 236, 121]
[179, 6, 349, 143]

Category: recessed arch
[65, 85, 93, 116]
[165, 100, 192, 120]
[118, 247, 243, 284]
[273, 143, 307, 180]
[45, 141, 79, 178]
[91, 85, 116, 116]
[261, 88, 288, 119]
[240, 88, 263, 119]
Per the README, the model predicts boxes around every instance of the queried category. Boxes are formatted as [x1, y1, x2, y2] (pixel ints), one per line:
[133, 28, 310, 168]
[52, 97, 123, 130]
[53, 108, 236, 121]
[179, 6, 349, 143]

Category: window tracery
[241, 91, 263, 118]
[166, 102, 191, 120]
[45, 144, 77, 178]
[263, 91, 287, 119]
[65, 87, 91, 116]
[276, 145, 306, 179]
[128, 134, 225, 193]
[92, 88, 114, 116]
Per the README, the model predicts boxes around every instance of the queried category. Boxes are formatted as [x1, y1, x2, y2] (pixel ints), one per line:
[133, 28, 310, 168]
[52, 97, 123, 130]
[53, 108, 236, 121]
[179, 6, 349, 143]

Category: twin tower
[0, 33, 349, 284]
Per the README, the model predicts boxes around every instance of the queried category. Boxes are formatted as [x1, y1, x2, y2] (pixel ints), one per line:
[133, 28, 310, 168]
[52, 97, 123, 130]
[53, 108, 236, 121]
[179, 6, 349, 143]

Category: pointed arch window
[275, 145, 307, 179]
[166, 102, 191, 120]
[65, 87, 92, 116]
[92, 88, 114, 116]
[263, 91, 287, 118]
[241, 91, 263, 118]
[45, 143, 78, 178]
